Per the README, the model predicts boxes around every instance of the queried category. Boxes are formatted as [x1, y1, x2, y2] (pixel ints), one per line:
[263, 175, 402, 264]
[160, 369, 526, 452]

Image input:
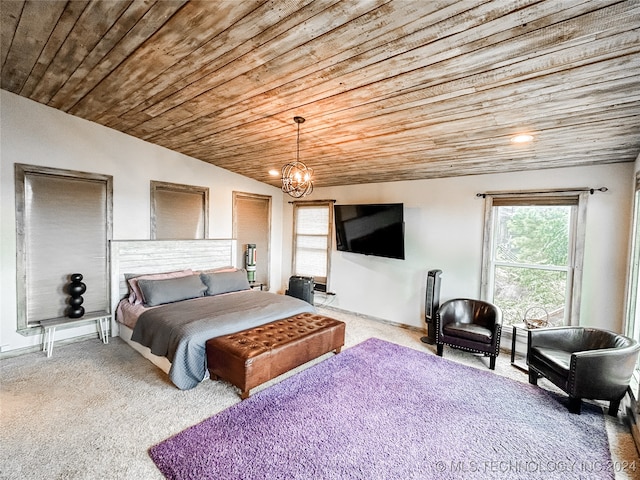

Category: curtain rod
[288, 199, 336, 204]
[476, 187, 608, 198]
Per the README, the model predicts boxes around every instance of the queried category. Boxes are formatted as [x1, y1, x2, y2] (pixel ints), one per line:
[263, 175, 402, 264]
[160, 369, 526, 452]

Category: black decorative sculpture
[67, 273, 86, 318]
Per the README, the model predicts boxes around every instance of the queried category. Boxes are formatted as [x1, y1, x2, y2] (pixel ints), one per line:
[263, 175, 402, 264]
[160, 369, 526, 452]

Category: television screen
[334, 203, 405, 260]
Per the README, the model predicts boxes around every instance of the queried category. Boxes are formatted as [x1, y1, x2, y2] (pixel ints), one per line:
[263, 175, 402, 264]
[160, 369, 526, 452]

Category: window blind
[153, 187, 206, 239]
[23, 173, 110, 324]
[293, 203, 332, 285]
[234, 194, 271, 285]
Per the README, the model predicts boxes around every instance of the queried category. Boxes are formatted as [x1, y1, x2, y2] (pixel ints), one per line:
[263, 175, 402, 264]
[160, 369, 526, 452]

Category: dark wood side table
[510, 323, 531, 372]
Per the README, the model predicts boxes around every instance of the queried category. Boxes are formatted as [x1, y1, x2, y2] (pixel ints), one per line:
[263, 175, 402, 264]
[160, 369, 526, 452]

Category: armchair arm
[475, 303, 502, 330]
[570, 344, 640, 399]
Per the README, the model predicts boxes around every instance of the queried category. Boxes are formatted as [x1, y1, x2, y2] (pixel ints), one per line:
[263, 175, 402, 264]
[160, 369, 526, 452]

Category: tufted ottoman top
[208, 312, 344, 359]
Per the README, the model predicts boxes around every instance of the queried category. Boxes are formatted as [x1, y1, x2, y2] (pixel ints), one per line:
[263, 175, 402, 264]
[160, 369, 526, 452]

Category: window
[151, 181, 208, 239]
[15, 164, 113, 332]
[292, 201, 333, 290]
[624, 173, 640, 384]
[233, 192, 271, 286]
[481, 191, 587, 328]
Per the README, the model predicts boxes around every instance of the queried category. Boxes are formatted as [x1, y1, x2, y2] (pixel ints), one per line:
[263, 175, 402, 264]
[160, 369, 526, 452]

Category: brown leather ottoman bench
[205, 312, 345, 399]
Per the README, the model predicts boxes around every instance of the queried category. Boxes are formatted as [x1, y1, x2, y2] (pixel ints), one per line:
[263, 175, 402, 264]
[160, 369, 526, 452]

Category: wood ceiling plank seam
[485, 4, 640, 73]
[114, 0, 340, 123]
[156, 43, 632, 154]
[258, 0, 592, 116]
[327, 1, 639, 106]
[295, 66, 640, 134]
[302, 30, 640, 128]
[18, 0, 91, 98]
[196, 54, 640, 148]
[127, 0, 543, 139]
[139, 0, 479, 136]
[378, 3, 640, 107]
[27, 0, 134, 104]
[0, 0, 25, 70]
[295, 142, 636, 168]
[136, 0, 636, 149]
[49, 1, 189, 112]
[114, 0, 399, 135]
[194, 101, 640, 158]
[473, 36, 640, 95]
[412, 73, 640, 125]
[128, 0, 458, 124]
[112, 0, 492, 137]
[230, 0, 620, 119]
[48, 0, 171, 111]
[0, 0, 67, 93]
[297, 144, 637, 174]
[96, 0, 325, 127]
[68, 0, 267, 120]
[336, 153, 628, 172]
[159, 79, 632, 157]
[182, 109, 640, 165]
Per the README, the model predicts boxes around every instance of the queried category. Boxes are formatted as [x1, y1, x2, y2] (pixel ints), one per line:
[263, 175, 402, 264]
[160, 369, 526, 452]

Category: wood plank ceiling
[2, 0, 639, 188]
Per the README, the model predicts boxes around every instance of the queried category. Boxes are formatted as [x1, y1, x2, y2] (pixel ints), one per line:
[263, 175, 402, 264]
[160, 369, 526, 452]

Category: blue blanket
[131, 290, 315, 389]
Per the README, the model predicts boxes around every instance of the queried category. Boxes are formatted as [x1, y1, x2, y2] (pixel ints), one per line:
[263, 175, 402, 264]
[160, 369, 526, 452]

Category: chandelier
[282, 116, 313, 198]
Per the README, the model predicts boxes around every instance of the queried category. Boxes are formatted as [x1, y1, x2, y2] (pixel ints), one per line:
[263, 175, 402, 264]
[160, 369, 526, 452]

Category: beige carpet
[1, 306, 638, 480]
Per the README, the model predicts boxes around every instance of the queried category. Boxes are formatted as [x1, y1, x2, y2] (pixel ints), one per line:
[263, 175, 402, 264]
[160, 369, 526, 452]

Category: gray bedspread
[131, 290, 315, 390]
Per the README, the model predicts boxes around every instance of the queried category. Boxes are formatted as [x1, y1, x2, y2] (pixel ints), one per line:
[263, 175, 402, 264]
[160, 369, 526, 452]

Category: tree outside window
[482, 192, 586, 328]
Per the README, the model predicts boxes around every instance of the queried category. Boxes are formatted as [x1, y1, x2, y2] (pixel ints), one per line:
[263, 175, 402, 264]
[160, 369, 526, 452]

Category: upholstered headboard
[109, 239, 237, 333]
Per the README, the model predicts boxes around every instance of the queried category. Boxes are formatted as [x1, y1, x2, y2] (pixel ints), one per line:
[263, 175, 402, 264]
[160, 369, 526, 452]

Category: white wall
[0, 91, 286, 353]
[301, 163, 634, 332]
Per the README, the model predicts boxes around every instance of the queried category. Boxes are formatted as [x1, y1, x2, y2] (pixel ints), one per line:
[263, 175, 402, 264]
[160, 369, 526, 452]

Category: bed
[110, 240, 315, 389]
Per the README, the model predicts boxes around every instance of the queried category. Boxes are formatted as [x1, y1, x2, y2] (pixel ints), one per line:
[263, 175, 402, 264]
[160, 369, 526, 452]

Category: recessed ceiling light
[268, 169, 280, 176]
[511, 134, 534, 144]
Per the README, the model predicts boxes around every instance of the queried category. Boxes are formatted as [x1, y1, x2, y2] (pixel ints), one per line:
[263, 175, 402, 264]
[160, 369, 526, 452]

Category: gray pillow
[200, 269, 250, 296]
[137, 275, 207, 307]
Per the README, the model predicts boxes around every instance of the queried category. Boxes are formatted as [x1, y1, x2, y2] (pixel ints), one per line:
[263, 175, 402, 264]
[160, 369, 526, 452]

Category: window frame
[480, 190, 587, 327]
[150, 180, 209, 239]
[232, 191, 272, 287]
[624, 173, 640, 390]
[14, 164, 113, 334]
[292, 200, 334, 290]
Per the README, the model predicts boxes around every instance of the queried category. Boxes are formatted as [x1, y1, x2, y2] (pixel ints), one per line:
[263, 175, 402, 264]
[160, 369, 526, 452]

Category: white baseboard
[318, 305, 423, 333]
[0, 333, 99, 359]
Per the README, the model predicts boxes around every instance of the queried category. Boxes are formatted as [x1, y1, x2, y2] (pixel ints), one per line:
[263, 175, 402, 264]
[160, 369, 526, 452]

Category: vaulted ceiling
[2, 0, 639, 188]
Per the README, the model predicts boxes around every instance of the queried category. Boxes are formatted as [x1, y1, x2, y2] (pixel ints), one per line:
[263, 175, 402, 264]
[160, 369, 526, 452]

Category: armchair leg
[489, 356, 496, 370]
[608, 398, 621, 417]
[568, 397, 582, 414]
[436, 344, 443, 357]
[528, 370, 538, 385]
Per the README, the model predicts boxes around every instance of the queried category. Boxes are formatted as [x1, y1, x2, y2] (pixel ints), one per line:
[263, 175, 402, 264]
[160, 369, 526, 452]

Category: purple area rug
[149, 338, 613, 480]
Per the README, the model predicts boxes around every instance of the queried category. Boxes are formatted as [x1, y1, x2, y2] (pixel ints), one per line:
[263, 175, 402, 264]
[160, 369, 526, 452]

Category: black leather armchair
[527, 326, 640, 416]
[436, 298, 503, 370]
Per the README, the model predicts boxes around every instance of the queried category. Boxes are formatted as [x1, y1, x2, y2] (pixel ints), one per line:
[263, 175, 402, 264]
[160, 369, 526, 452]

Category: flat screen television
[334, 203, 405, 260]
